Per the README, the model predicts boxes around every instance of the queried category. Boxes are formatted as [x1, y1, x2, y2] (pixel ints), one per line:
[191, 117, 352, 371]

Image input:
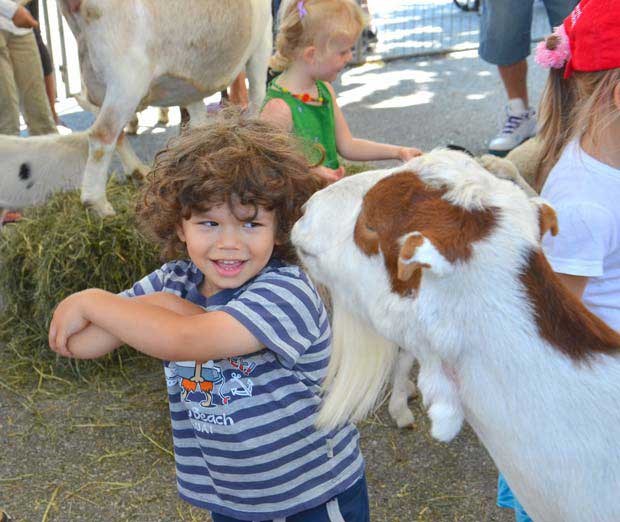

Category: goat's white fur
[292, 148, 620, 522]
[0, 132, 143, 210]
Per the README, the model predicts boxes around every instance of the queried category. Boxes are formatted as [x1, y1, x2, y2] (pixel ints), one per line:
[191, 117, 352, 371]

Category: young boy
[49, 113, 370, 521]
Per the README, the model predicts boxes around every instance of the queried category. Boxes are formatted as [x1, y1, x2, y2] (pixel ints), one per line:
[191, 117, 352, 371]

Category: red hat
[562, 0, 620, 78]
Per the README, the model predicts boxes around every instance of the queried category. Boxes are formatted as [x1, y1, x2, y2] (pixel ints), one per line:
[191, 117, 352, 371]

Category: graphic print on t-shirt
[166, 358, 256, 432]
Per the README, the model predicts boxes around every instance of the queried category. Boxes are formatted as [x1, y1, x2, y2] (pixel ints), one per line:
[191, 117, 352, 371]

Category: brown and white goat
[292, 149, 620, 522]
[56, 0, 272, 216]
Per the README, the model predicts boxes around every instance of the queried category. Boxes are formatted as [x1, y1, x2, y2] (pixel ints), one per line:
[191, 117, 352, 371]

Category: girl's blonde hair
[270, 0, 365, 72]
[537, 67, 620, 190]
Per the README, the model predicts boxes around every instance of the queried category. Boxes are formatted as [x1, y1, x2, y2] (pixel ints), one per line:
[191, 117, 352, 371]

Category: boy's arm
[60, 293, 207, 359]
[49, 289, 263, 361]
[328, 82, 422, 162]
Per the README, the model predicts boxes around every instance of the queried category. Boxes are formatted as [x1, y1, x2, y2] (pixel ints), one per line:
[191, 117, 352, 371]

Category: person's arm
[260, 98, 293, 132]
[10, 4, 38, 28]
[555, 273, 589, 299]
[327, 82, 422, 162]
[49, 289, 263, 361]
[60, 292, 207, 359]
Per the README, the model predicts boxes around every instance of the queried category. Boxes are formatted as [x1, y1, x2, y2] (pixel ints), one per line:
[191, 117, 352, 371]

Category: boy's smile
[177, 202, 279, 297]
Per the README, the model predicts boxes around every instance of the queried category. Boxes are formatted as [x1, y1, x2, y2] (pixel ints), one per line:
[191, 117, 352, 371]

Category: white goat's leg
[157, 107, 169, 125]
[82, 84, 147, 216]
[388, 349, 417, 428]
[417, 354, 464, 442]
[185, 102, 209, 128]
[245, 21, 272, 112]
[114, 132, 150, 184]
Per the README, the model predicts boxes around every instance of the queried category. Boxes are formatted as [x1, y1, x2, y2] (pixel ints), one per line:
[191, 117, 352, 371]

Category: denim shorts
[211, 475, 370, 522]
[479, 0, 579, 65]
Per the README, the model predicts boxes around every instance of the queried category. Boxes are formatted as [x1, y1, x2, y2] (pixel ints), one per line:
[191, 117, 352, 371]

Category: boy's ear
[176, 223, 186, 243]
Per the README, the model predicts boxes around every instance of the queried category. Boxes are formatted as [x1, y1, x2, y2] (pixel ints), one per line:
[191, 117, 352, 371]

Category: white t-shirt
[541, 139, 620, 331]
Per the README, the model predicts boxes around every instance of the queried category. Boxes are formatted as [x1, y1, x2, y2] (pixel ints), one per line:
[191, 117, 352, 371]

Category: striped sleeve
[119, 261, 192, 298]
[220, 269, 324, 369]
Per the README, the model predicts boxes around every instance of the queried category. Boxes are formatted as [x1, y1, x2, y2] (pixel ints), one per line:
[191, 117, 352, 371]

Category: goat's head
[292, 149, 557, 429]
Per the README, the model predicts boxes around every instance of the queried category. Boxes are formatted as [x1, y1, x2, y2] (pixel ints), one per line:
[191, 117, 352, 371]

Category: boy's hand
[12, 6, 38, 29]
[314, 165, 345, 184]
[398, 147, 423, 162]
[49, 291, 91, 356]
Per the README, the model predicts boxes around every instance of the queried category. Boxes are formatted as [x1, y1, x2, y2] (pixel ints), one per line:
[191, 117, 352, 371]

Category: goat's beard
[315, 295, 399, 430]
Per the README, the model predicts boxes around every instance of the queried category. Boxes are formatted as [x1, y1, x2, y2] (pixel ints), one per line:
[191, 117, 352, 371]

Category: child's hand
[49, 291, 91, 357]
[398, 147, 423, 162]
[314, 165, 345, 184]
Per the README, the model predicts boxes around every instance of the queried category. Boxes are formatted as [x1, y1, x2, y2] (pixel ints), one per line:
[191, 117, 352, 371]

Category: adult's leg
[479, 0, 536, 154]
[10, 32, 57, 135]
[498, 60, 529, 107]
[479, 0, 534, 96]
[0, 31, 21, 135]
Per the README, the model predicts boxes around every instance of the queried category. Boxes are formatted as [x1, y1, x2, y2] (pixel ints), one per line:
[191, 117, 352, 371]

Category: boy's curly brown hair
[137, 109, 322, 264]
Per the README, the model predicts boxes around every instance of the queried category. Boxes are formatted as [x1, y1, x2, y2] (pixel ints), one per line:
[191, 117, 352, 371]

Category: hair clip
[297, 0, 308, 19]
[535, 24, 570, 69]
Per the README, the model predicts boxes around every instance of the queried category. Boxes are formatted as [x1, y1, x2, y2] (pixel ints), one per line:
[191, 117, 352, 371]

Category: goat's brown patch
[522, 250, 620, 360]
[355, 171, 497, 295]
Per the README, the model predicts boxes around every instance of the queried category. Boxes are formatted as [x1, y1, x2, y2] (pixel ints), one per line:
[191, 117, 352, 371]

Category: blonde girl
[261, 0, 421, 182]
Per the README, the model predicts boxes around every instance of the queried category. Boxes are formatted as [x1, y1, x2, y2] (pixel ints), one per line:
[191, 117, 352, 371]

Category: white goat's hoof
[83, 197, 116, 217]
[428, 403, 463, 442]
[157, 108, 169, 125]
[390, 407, 415, 429]
[125, 117, 139, 135]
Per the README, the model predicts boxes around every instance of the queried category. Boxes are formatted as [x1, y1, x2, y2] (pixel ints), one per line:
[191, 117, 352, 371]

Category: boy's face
[177, 202, 278, 297]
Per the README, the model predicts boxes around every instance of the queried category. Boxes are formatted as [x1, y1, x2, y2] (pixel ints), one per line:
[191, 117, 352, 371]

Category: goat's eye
[365, 222, 376, 233]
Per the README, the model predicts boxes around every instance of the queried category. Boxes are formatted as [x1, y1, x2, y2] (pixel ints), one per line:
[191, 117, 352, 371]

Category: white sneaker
[488, 98, 537, 156]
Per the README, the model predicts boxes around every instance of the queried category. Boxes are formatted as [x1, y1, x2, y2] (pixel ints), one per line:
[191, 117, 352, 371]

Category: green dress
[263, 79, 339, 169]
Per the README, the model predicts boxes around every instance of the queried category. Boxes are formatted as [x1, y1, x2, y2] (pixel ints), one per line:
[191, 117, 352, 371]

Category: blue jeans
[479, 0, 579, 65]
[497, 473, 533, 522]
[211, 475, 370, 522]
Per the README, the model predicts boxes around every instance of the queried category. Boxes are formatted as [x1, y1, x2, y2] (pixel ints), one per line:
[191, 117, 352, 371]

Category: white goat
[57, 0, 272, 216]
[0, 131, 143, 210]
[292, 149, 620, 522]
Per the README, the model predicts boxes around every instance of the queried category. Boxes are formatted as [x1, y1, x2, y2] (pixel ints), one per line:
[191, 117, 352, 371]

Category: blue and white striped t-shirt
[121, 259, 364, 520]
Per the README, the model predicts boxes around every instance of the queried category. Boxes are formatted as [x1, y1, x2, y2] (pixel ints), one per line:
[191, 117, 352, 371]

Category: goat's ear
[397, 233, 429, 281]
[398, 232, 454, 281]
[539, 202, 558, 238]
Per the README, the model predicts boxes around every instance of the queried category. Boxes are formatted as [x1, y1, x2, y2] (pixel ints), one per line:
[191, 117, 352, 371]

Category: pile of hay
[0, 182, 160, 372]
